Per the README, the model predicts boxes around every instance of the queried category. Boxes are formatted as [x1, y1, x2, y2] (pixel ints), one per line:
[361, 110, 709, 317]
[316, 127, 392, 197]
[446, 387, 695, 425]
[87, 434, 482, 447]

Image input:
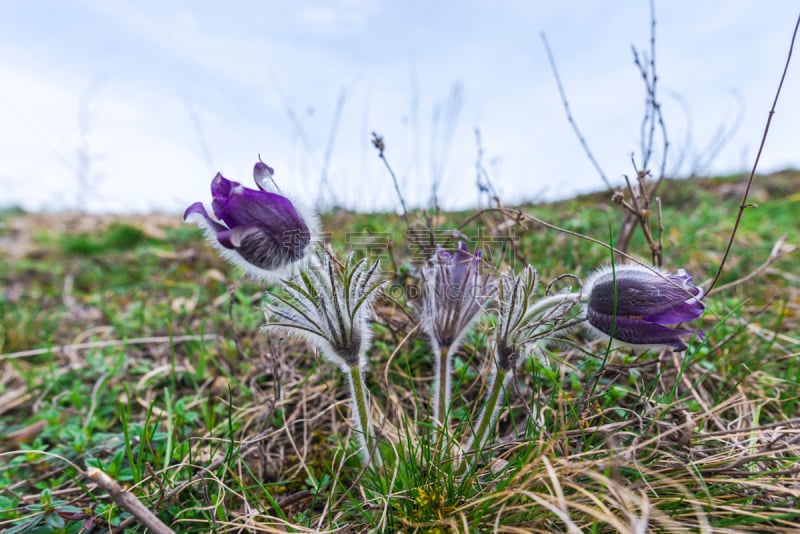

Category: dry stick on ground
[87, 467, 175, 534]
[707, 13, 800, 293]
[0, 334, 219, 361]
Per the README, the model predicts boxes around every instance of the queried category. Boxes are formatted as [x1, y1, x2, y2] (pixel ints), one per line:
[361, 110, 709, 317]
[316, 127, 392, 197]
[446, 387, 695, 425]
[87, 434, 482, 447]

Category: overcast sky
[1, 1, 798, 213]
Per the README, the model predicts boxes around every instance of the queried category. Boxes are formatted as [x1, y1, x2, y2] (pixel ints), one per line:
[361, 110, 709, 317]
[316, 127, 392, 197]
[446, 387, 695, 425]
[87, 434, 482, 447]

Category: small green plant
[60, 223, 151, 255]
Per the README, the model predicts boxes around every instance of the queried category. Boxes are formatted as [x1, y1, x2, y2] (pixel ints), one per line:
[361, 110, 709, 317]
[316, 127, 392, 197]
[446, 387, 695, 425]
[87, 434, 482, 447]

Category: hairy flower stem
[458, 366, 512, 474]
[530, 293, 581, 319]
[431, 343, 456, 466]
[347, 364, 377, 467]
[433, 344, 452, 428]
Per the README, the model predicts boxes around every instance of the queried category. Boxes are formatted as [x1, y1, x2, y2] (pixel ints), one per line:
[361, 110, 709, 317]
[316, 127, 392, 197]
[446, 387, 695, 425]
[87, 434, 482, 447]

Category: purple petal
[450, 243, 475, 286]
[214, 228, 236, 249]
[213, 187, 306, 234]
[670, 271, 702, 293]
[423, 243, 494, 347]
[56, 508, 88, 521]
[253, 161, 275, 191]
[183, 202, 228, 233]
[588, 309, 693, 351]
[643, 298, 705, 325]
[210, 173, 234, 201]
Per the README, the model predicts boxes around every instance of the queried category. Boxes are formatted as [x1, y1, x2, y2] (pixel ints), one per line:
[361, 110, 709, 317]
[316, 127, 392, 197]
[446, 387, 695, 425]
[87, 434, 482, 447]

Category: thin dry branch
[371, 132, 411, 229]
[316, 87, 347, 209]
[474, 127, 501, 208]
[617, 0, 669, 265]
[708, 13, 800, 292]
[540, 32, 611, 189]
[707, 235, 796, 295]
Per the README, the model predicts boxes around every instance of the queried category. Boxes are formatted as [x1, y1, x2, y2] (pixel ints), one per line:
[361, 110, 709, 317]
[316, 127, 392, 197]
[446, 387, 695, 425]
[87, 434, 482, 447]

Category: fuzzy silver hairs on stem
[263, 250, 386, 466]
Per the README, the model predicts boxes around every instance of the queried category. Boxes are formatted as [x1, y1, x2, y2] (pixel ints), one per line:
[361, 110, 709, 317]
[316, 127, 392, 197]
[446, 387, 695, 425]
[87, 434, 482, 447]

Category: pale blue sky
[1, 1, 798, 213]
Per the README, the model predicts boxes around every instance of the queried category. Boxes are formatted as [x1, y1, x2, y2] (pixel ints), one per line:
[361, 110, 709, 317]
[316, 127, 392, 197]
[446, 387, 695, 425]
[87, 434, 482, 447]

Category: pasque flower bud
[584, 265, 705, 351]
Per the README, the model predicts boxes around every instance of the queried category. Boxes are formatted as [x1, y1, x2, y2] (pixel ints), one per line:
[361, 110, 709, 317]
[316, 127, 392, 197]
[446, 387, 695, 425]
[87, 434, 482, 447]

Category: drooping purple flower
[422, 242, 495, 349]
[584, 265, 705, 351]
[184, 161, 313, 280]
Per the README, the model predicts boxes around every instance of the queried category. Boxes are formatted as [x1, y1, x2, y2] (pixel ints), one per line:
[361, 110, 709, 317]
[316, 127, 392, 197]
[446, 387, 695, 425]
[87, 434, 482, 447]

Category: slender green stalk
[458, 366, 511, 474]
[347, 364, 377, 466]
[454, 291, 578, 474]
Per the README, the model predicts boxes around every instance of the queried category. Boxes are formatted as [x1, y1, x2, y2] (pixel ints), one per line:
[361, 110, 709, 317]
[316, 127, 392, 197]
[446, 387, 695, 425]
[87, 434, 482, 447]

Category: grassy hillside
[1, 171, 798, 532]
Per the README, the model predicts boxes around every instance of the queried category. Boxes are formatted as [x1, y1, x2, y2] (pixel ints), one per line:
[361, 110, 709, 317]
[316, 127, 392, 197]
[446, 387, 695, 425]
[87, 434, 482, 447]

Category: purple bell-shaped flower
[584, 265, 705, 351]
[184, 160, 313, 281]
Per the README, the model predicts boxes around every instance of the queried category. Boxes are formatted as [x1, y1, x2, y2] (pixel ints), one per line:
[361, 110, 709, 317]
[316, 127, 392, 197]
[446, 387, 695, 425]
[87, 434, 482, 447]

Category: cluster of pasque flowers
[186, 159, 706, 469]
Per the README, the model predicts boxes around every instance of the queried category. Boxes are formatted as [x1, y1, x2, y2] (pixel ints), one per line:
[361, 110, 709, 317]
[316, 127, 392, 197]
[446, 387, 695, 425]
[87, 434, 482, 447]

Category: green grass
[1, 171, 799, 532]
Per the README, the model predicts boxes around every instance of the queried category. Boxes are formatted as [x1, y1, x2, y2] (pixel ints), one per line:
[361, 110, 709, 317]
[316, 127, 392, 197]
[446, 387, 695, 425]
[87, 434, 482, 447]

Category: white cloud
[295, 0, 379, 36]
[0, 0, 798, 213]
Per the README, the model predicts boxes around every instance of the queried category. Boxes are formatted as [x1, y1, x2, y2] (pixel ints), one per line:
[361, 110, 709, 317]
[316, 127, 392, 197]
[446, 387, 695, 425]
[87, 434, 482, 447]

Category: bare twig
[87, 467, 175, 534]
[184, 97, 214, 172]
[617, 0, 669, 266]
[708, 235, 796, 295]
[655, 197, 663, 260]
[689, 90, 745, 177]
[76, 77, 106, 211]
[613, 170, 662, 266]
[540, 32, 611, 189]
[474, 127, 501, 208]
[316, 87, 347, 209]
[428, 83, 463, 211]
[636, 0, 669, 180]
[372, 132, 411, 229]
[708, 13, 800, 293]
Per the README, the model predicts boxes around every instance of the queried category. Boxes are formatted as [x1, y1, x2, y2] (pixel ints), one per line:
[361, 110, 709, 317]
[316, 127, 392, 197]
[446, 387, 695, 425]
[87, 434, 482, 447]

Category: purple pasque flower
[584, 264, 705, 351]
[423, 242, 495, 425]
[184, 161, 313, 280]
[422, 242, 495, 350]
